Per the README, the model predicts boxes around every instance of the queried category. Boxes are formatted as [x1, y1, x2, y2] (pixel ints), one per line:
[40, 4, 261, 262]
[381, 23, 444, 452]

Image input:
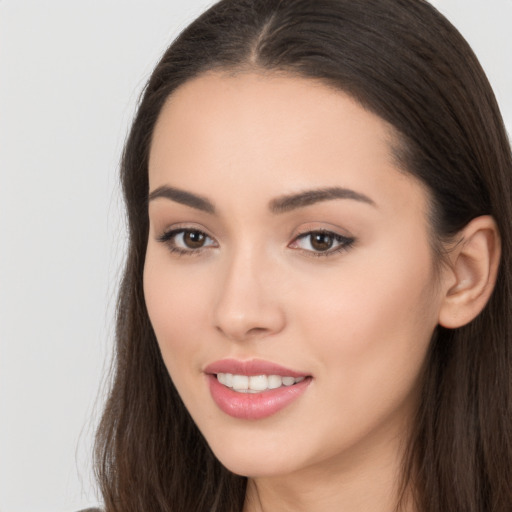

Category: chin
[206, 435, 304, 478]
[217, 454, 296, 479]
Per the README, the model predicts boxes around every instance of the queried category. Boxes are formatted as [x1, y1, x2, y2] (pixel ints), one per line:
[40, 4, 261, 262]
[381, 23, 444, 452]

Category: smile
[216, 373, 305, 393]
[204, 359, 312, 420]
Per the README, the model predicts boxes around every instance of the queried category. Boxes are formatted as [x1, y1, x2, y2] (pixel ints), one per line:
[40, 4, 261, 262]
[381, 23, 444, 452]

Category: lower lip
[207, 374, 311, 420]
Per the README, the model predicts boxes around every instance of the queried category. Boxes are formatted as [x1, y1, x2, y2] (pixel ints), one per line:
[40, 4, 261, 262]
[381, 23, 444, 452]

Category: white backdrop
[0, 1, 510, 511]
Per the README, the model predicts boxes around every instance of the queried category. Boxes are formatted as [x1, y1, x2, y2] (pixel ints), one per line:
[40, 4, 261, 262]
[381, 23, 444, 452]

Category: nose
[213, 248, 286, 342]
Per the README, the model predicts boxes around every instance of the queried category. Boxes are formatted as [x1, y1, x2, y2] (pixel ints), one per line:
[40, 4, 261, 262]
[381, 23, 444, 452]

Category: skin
[144, 72, 450, 512]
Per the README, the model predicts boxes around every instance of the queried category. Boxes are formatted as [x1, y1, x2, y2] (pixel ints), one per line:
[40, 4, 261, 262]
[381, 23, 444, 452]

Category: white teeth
[232, 375, 249, 391]
[249, 375, 268, 391]
[216, 373, 306, 392]
[267, 374, 282, 389]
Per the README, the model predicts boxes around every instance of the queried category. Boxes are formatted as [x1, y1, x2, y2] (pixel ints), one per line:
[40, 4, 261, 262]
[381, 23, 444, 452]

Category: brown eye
[310, 232, 334, 251]
[183, 230, 206, 248]
[157, 228, 217, 255]
[290, 230, 355, 256]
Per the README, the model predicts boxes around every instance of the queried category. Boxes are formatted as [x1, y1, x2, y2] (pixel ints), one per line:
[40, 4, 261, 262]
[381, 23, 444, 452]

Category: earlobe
[438, 215, 501, 329]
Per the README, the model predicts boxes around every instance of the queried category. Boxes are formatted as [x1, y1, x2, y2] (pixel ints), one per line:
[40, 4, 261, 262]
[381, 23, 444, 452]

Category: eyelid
[154, 222, 355, 257]
[288, 227, 355, 257]
[156, 224, 218, 255]
[155, 221, 214, 240]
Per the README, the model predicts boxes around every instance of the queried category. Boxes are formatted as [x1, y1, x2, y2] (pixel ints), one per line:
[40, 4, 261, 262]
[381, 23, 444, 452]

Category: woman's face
[144, 72, 445, 479]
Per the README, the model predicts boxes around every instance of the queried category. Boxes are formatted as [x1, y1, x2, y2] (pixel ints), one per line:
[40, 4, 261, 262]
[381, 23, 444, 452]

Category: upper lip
[204, 358, 310, 378]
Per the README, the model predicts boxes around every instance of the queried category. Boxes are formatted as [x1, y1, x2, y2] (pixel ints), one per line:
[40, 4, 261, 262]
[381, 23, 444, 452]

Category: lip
[204, 358, 312, 420]
[204, 358, 309, 378]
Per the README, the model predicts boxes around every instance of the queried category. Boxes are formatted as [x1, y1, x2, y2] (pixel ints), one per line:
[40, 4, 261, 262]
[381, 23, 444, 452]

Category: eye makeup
[157, 227, 217, 256]
[289, 230, 355, 257]
[156, 226, 355, 258]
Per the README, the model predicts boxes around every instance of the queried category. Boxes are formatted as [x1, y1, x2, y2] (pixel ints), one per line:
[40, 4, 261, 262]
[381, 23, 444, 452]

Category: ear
[438, 215, 501, 329]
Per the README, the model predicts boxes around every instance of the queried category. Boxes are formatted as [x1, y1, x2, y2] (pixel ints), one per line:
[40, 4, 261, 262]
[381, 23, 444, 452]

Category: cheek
[143, 255, 217, 421]
[294, 241, 439, 392]
[284, 252, 438, 454]
[143, 251, 210, 368]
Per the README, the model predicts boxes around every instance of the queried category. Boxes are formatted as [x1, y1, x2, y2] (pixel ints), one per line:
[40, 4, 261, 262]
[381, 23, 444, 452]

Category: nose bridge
[213, 240, 285, 341]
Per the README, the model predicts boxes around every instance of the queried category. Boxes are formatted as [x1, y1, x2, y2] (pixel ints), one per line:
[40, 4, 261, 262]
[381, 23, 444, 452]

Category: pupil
[184, 231, 205, 248]
[311, 232, 333, 251]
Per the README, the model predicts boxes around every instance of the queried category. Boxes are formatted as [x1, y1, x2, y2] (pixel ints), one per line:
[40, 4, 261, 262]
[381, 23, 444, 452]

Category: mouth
[204, 359, 312, 420]
[215, 373, 306, 393]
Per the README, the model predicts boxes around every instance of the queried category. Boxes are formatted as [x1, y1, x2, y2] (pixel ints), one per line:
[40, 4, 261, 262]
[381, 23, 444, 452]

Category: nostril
[247, 327, 268, 336]
[215, 324, 270, 341]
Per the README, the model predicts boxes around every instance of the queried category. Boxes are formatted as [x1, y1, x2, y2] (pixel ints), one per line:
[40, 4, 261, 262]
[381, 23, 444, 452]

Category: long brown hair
[94, 1, 512, 510]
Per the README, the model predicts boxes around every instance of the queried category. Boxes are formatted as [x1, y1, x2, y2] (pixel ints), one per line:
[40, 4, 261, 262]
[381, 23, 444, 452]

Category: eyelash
[156, 228, 355, 257]
[291, 230, 355, 257]
[157, 228, 217, 256]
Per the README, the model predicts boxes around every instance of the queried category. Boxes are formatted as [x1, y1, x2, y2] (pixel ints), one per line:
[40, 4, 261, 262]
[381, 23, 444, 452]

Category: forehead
[150, 71, 397, 160]
[148, 71, 427, 219]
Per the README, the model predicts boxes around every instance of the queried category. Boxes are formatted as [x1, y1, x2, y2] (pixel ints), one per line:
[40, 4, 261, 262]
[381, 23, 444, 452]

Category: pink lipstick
[204, 359, 311, 420]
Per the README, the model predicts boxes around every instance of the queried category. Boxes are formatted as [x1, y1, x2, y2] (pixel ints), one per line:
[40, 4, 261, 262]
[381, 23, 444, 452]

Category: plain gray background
[0, 1, 510, 510]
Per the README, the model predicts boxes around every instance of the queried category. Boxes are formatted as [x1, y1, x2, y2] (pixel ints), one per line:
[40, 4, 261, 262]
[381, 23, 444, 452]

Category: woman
[94, 0, 512, 510]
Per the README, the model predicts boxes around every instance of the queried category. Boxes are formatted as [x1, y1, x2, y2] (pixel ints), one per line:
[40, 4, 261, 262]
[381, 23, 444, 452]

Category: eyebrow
[148, 185, 376, 214]
[148, 185, 215, 214]
[269, 187, 376, 213]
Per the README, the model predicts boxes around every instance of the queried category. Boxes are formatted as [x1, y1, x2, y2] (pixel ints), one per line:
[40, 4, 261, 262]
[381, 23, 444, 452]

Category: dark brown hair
[95, 1, 512, 510]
